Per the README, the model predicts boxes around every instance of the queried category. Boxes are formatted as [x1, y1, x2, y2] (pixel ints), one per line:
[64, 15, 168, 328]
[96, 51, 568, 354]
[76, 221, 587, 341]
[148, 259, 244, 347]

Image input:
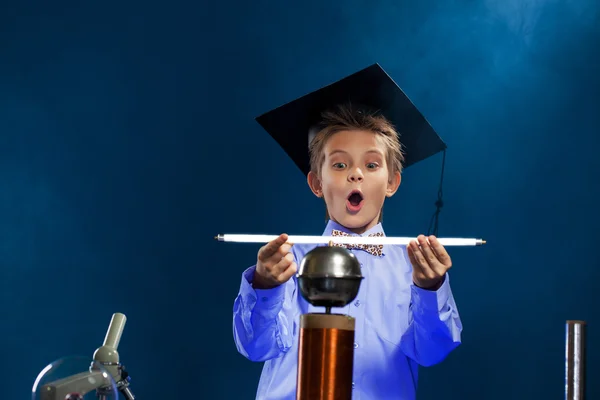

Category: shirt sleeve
[400, 272, 463, 367]
[232, 263, 298, 362]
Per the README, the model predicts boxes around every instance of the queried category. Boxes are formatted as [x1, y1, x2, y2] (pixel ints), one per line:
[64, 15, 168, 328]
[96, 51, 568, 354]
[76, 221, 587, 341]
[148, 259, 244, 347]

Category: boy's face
[308, 129, 401, 234]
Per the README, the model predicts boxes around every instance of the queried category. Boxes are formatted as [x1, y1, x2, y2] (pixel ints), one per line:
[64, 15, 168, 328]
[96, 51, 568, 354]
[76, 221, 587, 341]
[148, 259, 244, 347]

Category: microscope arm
[40, 370, 109, 400]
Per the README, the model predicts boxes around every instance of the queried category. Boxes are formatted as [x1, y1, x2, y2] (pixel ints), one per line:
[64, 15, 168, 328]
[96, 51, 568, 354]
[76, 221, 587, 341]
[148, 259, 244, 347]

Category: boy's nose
[348, 169, 364, 182]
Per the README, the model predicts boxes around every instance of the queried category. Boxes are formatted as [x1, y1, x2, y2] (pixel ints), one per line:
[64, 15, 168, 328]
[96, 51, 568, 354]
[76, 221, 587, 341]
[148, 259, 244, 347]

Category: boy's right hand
[253, 233, 297, 290]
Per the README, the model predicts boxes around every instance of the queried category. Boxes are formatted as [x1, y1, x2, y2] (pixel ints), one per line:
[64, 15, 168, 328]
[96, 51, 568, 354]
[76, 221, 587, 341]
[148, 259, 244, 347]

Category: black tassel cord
[427, 149, 446, 237]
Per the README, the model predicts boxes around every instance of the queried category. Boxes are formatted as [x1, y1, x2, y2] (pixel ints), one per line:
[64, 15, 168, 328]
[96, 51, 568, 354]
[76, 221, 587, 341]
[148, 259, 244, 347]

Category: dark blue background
[1, 0, 599, 398]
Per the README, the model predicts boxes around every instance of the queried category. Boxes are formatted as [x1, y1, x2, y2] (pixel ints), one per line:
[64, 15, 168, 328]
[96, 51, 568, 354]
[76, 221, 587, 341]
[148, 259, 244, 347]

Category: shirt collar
[322, 220, 386, 237]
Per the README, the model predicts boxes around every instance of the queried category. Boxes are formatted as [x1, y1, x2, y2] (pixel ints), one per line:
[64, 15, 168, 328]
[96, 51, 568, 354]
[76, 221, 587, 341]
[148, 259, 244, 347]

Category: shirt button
[354, 300, 360, 307]
[352, 382, 355, 389]
[261, 297, 268, 302]
[354, 342, 358, 349]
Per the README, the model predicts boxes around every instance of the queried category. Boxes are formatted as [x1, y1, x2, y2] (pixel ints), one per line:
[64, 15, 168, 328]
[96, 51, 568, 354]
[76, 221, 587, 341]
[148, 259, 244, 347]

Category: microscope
[33, 313, 136, 400]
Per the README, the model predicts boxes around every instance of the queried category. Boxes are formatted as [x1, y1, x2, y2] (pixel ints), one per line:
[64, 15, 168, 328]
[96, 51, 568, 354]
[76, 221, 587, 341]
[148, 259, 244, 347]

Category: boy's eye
[333, 162, 346, 169]
[366, 163, 378, 169]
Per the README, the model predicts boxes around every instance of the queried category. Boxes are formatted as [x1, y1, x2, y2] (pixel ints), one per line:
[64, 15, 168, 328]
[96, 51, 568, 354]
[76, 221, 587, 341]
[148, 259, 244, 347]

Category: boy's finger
[273, 252, 294, 276]
[258, 234, 288, 261]
[278, 243, 293, 256]
[407, 242, 418, 266]
[417, 235, 441, 269]
[428, 236, 451, 266]
[277, 261, 298, 283]
[409, 241, 430, 272]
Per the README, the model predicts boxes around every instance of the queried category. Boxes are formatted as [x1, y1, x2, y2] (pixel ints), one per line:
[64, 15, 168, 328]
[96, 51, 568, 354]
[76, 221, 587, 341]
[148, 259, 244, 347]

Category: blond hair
[309, 103, 405, 178]
[308, 103, 405, 222]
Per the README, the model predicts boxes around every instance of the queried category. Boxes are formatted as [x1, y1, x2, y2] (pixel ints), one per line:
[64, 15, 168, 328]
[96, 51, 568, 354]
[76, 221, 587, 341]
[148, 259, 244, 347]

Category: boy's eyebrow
[327, 149, 384, 157]
[327, 149, 349, 157]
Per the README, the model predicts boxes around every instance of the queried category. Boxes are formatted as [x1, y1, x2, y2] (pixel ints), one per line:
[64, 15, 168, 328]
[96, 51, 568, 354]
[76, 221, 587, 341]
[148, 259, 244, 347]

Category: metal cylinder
[296, 313, 355, 400]
[565, 320, 586, 400]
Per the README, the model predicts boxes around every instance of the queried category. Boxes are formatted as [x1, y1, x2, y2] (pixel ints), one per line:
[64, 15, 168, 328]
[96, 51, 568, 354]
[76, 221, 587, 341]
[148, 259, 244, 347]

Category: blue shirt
[233, 220, 463, 399]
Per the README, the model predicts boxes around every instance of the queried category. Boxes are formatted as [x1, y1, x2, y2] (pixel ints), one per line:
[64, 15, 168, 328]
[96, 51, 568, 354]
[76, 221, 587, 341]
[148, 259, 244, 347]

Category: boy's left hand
[407, 235, 452, 291]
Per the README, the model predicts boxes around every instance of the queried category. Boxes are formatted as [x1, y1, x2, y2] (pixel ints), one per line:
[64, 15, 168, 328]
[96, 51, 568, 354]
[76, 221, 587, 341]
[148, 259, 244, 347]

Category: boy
[232, 64, 462, 399]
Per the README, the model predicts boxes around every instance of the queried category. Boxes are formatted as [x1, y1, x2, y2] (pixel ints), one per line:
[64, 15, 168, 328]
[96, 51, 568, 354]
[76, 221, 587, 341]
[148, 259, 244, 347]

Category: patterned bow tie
[331, 229, 385, 257]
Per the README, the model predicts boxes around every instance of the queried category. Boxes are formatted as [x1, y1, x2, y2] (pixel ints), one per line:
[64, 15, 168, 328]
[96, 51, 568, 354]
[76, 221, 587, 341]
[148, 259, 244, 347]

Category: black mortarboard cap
[255, 63, 447, 176]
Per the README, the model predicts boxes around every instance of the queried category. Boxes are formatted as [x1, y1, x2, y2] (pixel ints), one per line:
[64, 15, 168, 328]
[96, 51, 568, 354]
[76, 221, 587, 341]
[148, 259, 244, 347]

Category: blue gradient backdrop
[1, 0, 599, 398]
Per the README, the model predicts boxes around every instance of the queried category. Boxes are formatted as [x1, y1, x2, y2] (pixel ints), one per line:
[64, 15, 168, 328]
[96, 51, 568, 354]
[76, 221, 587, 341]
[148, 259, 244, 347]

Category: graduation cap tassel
[427, 149, 446, 237]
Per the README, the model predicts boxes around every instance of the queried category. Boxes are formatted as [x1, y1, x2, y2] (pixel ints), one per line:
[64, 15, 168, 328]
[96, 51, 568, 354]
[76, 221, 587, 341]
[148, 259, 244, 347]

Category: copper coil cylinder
[296, 313, 355, 400]
[566, 320, 587, 400]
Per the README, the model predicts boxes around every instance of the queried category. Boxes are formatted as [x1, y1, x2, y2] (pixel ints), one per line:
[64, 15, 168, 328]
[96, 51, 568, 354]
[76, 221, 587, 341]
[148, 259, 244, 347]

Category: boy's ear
[307, 171, 323, 198]
[386, 171, 401, 197]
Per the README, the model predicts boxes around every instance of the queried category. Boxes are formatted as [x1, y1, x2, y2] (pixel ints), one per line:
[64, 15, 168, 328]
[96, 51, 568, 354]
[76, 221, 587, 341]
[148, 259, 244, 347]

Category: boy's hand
[253, 233, 297, 290]
[407, 235, 452, 291]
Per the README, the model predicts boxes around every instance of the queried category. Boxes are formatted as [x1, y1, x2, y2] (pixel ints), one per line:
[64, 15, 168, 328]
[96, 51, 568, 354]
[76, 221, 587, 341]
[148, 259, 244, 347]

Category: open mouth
[346, 190, 364, 212]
